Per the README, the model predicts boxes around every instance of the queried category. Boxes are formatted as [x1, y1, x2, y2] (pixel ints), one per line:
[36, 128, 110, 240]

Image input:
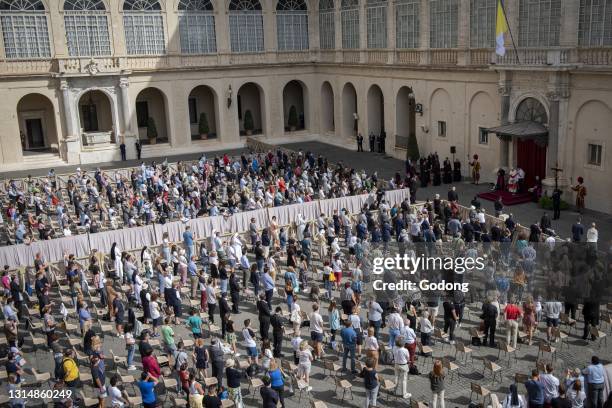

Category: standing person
[225, 359, 244, 408]
[268, 359, 286, 408]
[586, 223, 598, 249]
[229, 269, 240, 314]
[260, 377, 279, 408]
[256, 293, 271, 341]
[386, 307, 404, 348]
[393, 336, 411, 399]
[582, 300, 601, 341]
[367, 298, 383, 339]
[242, 319, 258, 366]
[364, 326, 380, 370]
[137, 372, 159, 408]
[357, 133, 364, 152]
[481, 296, 499, 347]
[369, 133, 375, 152]
[205, 278, 217, 324]
[502, 384, 527, 408]
[541, 363, 560, 405]
[309, 303, 324, 360]
[568, 381, 587, 408]
[582, 356, 605, 408]
[525, 369, 545, 408]
[429, 360, 446, 408]
[328, 300, 341, 349]
[572, 217, 585, 242]
[552, 189, 562, 220]
[135, 140, 142, 160]
[219, 292, 230, 338]
[62, 349, 81, 392]
[296, 340, 313, 390]
[570, 177, 587, 214]
[504, 296, 523, 349]
[340, 319, 357, 374]
[119, 140, 126, 161]
[469, 154, 481, 185]
[271, 307, 284, 358]
[187, 307, 203, 339]
[543, 298, 562, 343]
[209, 338, 225, 390]
[442, 295, 458, 344]
[361, 357, 379, 408]
[90, 354, 107, 408]
[523, 296, 537, 346]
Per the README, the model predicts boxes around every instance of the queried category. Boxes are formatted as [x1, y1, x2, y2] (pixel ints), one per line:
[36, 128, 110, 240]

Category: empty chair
[442, 358, 459, 383]
[247, 376, 264, 399]
[454, 341, 474, 365]
[470, 382, 491, 407]
[334, 377, 353, 401]
[497, 341, 517, 366]
[537, 342, 557, 361]
[590, 326, 607, 348]
[483, 358, 503, 384]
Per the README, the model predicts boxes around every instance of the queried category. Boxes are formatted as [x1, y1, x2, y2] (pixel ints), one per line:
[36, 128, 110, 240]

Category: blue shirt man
[340, 322, 357, 372]
[525, 371, 545, 408]
[188, 259, 197, 277]
[183, 228, 194, 259]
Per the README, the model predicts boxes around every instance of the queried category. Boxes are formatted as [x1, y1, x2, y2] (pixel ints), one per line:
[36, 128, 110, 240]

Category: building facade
[0, 0, 611, 212]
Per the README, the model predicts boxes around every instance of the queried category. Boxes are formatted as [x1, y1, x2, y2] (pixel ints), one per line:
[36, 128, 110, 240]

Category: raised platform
[477, 190, 534, 206]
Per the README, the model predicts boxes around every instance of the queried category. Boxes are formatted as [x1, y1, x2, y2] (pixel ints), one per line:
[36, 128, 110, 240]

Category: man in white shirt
[392, 337, 412, 399]
[400, 319, 417, 366]
[540, 363, 560, 404]
[386, 309, 405, 348]
[309, 303, 324, 359]
[543, 299, 563, 343]
[587, 222, 598, 249]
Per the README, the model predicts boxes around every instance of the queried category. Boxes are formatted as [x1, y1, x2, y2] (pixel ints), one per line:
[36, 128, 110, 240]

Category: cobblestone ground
[7, 141, 612, 407]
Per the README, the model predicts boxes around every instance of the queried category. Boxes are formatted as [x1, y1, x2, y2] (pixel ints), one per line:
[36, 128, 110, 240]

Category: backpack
[409, 365, 420, 375]
[285, 279, 293, 293]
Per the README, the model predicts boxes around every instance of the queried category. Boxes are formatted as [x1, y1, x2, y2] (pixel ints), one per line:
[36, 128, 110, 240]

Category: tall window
[341, 0, 359, 49]
[518, 0, 561, 47]
[0, 0, 50, 58]
[319, 0, 335, 49]
[277, 0, 309, 51]
[64, 0, 111, 57]
[178, 0, 216, 54]
[229, 0, 264, 52]
[396, 0, 419, 49]
[367, 0, 386, 48]
[470, 0, 496, 47]
[578, 0, 612, 46]
[430, 0, 458, 48]
[123, 0, 165, 55]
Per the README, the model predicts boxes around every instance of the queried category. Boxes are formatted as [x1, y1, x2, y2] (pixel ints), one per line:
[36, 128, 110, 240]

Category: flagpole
[500, 0, 521, 64]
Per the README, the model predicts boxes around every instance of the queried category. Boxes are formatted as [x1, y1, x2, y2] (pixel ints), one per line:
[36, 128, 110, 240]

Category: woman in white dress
[296, 340, 313, 390]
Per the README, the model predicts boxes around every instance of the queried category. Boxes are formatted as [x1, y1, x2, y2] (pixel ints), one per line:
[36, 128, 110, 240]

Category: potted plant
[198, 112, 209, 140]
[288, 105, 298, 132]
[147, 117, 158, 145]
[244, 110, 254, 136]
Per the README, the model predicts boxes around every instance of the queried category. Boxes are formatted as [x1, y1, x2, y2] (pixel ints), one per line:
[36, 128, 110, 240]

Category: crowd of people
[1, 147, 611, 408]
[1, 149, 393, 246]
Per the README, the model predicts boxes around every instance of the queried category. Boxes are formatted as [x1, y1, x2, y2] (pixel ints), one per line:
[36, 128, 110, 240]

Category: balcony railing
[3, 46, 612, 77]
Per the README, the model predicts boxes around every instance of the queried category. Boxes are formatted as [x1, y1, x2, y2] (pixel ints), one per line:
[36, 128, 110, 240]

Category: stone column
[419, 0, 430, 64]
[119, 77, 131, 135]
[60, 79, 80, 164]
[498, 71, 512, 167]
[386, 1, 395, 63]
[457, 0, 470, 65]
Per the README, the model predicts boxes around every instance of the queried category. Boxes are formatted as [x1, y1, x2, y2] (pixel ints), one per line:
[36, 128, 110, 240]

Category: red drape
[517, 139, 547, 189]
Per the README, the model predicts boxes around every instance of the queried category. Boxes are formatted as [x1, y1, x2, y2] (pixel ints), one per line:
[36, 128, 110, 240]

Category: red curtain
[517, 139, 547, 189]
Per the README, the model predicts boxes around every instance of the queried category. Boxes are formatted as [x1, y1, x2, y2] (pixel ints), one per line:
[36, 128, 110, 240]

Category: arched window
[63, 0, 111, 56]
[229, 0, 264, 53]
[518, 0, 561, 47]
[0, 0, 50, 58]
[470, 0, 495, 48]
[396, 0, 419, 49]
[366, 0, 386, 48]
[123, 0, 165, 55]
[429, 0, 458, 48]
[578, 0, 612, 46]
[341, 0, 359, 49]
[277, 0, 308, 51]
[319, 0, 335, 49]
[178, 0, 216, 54]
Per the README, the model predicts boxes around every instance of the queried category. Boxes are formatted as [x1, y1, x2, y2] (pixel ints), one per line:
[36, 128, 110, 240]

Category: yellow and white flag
[495, 0, 508, 56]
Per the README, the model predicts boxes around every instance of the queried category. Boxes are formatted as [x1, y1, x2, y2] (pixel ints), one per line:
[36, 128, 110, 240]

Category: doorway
[25, 118, 45, 149]
[516, 139, 546, 189]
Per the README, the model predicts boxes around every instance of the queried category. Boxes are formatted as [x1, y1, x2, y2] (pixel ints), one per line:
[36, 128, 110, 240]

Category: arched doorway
[321, 81, 335, 133]
[78, 90, 114, 145]
[237, 82, 264, 136]
[367, 84, 384, 137]
[395, 86, 414, 150]
[188, 85, 218, 140]
[16, 93, 59, 155]
[515, 97, 548, 189]
[341, 82, 357, 138]
[135, 88, 169, 144]
[283, 80, 306, 132]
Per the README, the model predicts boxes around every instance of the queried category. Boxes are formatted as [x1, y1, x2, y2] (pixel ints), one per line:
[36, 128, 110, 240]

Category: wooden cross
[550, 162, 563, 190]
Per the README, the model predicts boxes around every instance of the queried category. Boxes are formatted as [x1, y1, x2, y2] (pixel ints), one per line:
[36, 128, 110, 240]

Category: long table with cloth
[0, 189, 410, 268]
